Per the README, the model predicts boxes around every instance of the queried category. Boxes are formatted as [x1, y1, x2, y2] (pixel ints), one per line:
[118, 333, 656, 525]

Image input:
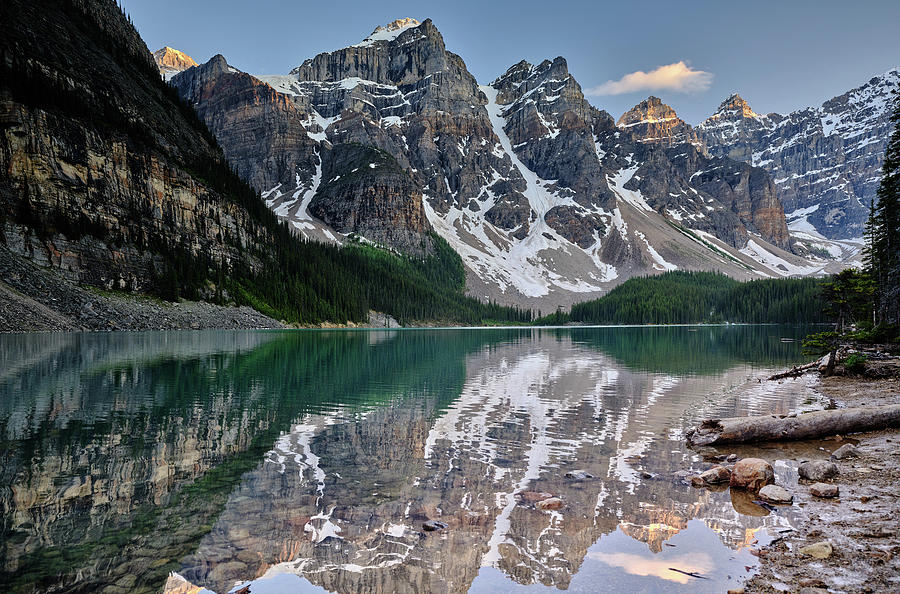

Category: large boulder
[798, 460, 839, 481]
[729, 458, 775, 490]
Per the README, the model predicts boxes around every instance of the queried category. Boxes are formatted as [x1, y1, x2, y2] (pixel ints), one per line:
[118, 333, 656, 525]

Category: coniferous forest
[537, 271, 828, 325]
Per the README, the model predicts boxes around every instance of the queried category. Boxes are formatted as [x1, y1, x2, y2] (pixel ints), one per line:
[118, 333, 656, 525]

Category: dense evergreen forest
[536, 271, 828, 325]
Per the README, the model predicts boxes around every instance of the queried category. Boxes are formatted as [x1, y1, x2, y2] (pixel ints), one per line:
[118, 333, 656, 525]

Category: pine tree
[871, 90, 900, 325]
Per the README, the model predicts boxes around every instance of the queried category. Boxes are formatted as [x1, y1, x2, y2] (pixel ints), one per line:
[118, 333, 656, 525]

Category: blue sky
[129, 0, 900, 123]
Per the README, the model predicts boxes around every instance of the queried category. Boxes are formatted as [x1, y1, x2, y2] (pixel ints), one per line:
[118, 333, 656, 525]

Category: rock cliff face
[175, 19, 858, 309]
[0, 0, 283, 297]
[311, 143, 432, 253]
[153, 46, 198, 79]
[697, 71, 900, 239]
[172, 54, 319, 197]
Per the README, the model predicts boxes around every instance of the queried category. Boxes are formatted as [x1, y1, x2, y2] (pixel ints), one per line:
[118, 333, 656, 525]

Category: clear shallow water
[0, 326, 823, 593]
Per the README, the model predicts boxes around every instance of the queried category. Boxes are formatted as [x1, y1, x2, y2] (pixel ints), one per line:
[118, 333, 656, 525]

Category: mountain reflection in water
[0, 327, 822, 593]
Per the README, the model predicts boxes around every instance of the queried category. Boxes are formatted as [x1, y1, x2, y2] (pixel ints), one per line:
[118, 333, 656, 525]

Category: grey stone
[799, 460, 839, 481]
[830, 443, 859, 460]
[809, 483, 839, 498]
[758, 484, 793, 504]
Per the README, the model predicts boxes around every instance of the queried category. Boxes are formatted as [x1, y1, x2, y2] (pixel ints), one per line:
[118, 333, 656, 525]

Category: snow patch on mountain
[353, 18, 421, 47]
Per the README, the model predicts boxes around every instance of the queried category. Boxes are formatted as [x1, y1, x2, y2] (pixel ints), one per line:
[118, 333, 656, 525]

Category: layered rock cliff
[0, 0, 278, 298]
[0, 0, 371, 319]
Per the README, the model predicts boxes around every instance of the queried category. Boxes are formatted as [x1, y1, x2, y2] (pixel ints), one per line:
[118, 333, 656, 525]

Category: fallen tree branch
[767, 360, 819, 381]
[686, 404, 900, 446]
[668, 567, 709, 580]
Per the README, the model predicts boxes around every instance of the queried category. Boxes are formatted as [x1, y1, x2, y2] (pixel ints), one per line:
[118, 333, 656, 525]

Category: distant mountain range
[161, 18, 893, 309]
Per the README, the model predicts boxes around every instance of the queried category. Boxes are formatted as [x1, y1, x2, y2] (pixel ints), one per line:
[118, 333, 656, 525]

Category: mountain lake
[0, 326, 829, 593]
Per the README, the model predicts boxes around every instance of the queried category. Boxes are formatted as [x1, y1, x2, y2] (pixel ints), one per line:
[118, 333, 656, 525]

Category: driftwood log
[687, 404, 900, 446]
[767, 360, 820, 381]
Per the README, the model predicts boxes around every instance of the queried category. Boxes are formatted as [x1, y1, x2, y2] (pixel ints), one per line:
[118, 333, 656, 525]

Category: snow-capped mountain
[153, 46, 197, 80]
[697, 70, 899, 240]
[172, 19, 870, 309]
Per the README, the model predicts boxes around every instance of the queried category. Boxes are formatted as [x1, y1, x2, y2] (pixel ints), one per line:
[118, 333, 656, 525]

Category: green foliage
[820, 268, 875, 331]
[802, 331, 839, 356]
[559, 271, 827, 325]
[847, 323, 900, 344]
[533, 308, 572, 326]
[844, 353, 868, 374]
[868, 90, 900, 325]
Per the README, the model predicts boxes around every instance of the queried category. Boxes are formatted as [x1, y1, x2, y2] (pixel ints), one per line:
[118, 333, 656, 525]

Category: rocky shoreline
[0, 247, 414, 332]
[739, 358, 900, 593]
[0, 246, 283, 332]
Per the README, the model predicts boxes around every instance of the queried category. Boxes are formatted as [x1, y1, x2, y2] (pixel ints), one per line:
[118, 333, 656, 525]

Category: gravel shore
[743, 358, 900, 593]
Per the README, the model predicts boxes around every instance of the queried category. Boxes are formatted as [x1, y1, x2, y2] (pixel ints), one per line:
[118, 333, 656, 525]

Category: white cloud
[587, 61, 713, 96]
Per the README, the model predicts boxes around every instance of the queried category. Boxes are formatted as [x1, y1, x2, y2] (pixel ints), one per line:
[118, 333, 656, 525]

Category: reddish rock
[518, 491, 553, 503]
[729, 458, 775, 490]
[536, 497, 563, 510]
[699, 465, 731, 484]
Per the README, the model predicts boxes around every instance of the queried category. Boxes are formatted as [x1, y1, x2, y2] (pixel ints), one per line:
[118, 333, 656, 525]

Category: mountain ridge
[169, 18, 869, 309]
[621, 68, 899, 240]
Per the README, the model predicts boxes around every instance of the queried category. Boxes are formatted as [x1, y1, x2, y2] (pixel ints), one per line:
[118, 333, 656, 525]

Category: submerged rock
[799, 460, 839, 481]
[809, 483, 840, 498]
[758, 484, 793, 504]
[798, 541, 833, 559]
[730, 458, 775, 490]
[700, 465, 732, 484]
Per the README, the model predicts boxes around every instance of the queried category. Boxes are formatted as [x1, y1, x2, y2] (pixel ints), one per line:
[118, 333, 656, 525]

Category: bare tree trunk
[824, 349, 836, 377]
[687, 405, 900, 446]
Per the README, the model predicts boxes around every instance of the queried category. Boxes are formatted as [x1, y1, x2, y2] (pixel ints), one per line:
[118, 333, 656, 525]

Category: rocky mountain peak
[617, 96, 677, 127]
[699, 67, 899, 239]
[153, 46, 198, 79]
[704, 93, 761, 125]
[491, 60, 535, 88]
[354, 17, 421, 47]
[617, 96, 701, 148]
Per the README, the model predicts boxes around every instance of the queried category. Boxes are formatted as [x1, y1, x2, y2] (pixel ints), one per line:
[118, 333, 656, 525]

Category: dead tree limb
[687, 404, 900, 446]
[767, 360, 820, 381]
